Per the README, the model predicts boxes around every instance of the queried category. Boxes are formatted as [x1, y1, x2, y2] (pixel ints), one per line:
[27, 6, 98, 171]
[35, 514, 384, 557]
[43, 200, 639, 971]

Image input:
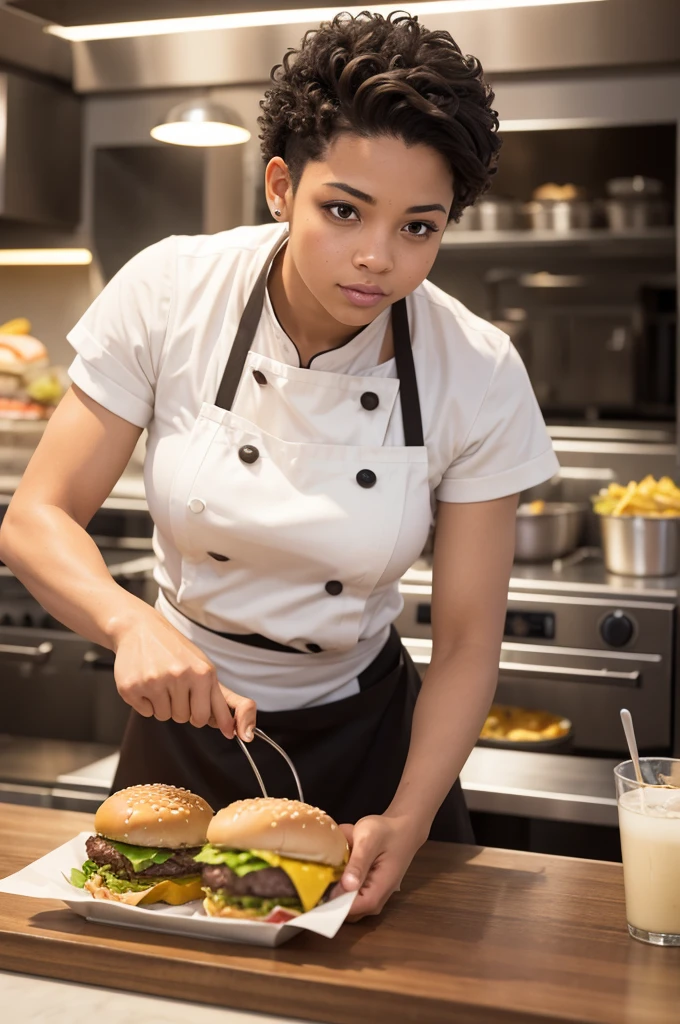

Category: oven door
[501, 591, 674, 754]
[0, 626, 129, 744]
[398, 584, 674, 755]
[496, 642, 669, 755]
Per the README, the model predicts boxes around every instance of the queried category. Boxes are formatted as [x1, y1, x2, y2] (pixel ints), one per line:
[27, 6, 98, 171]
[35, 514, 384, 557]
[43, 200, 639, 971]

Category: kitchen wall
[0, 83, 268, 367]
[1, 24, 679, 367]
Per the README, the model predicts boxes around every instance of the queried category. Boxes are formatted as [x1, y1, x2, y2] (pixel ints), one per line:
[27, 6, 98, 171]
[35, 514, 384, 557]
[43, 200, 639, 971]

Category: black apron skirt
[112, 626, 474, 843]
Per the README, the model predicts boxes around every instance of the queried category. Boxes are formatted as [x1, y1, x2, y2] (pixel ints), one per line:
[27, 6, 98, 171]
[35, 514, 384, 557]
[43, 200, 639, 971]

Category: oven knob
[601, 611, 634, 648]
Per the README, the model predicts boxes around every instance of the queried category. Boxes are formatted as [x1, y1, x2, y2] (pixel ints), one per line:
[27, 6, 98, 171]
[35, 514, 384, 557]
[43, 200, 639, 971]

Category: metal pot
[515, 502, 587, 562]
[600, 515, 679, 577]
[604, 198, 670, 231]
[451, 196, 523, 231]
[524, 199, 593, 232]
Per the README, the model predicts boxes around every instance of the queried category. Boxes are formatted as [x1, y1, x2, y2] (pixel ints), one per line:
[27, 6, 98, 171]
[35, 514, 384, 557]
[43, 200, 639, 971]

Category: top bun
[207, 798, 348, 867]
[95, 784, 214, 848]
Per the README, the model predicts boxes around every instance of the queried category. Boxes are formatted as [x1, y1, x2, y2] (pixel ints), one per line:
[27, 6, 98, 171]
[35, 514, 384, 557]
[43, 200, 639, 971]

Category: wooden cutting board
[1, 802, 679, 1024]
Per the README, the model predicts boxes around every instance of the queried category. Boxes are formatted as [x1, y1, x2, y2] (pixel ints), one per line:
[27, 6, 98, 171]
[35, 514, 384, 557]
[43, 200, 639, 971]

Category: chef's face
[268, 133, 454, 328]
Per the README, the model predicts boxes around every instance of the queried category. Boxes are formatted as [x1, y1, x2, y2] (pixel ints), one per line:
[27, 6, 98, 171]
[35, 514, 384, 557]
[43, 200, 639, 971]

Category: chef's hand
[334, 814, 426, 921]
[112, 607, 257, 741]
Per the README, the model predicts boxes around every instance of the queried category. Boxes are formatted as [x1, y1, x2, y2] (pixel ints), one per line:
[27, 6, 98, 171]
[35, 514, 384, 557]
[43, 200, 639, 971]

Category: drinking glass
[615, 758, 680, 946]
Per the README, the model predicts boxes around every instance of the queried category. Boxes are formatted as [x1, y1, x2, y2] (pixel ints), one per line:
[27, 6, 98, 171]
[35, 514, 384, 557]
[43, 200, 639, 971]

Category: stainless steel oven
[396, 553, 677, 757]
[0, 517, 157, 745]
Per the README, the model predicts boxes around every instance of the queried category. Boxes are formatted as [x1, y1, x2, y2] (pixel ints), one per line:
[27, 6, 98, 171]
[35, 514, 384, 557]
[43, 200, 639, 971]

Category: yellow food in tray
[480, 704, 570, 743]
[592, 476, 680, 517]
[526, 499, 546, 515]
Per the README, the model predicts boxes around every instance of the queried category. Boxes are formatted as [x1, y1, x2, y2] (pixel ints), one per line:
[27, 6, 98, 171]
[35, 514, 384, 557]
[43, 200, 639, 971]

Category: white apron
[165, 232, 432, 657]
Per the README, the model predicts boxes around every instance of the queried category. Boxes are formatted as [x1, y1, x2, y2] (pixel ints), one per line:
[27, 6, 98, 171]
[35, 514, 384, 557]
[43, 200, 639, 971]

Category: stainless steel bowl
[450, 196, 523, 231]
[524, 199, 593, 232]
[604, 198, 670, 231]
[515, 502, 587, 562]
[600, 515, 679, 577]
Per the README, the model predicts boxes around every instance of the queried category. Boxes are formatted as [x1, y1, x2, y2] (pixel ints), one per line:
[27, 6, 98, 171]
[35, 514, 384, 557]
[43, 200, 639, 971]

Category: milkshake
[616, 758, 680, 945]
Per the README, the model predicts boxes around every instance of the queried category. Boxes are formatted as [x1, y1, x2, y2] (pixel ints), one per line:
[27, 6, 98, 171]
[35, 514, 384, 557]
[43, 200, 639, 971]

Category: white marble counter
[0, 971, 324, 1024]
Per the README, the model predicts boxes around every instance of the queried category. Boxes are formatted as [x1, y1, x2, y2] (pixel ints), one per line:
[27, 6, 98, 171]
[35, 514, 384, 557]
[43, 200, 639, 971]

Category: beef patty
[85, 835, 201, 878]
[201, 864, 298, 899]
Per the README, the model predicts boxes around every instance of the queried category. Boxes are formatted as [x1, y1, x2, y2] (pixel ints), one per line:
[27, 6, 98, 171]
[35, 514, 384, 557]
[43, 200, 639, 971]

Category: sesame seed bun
[206, 797, 348, 866]
[95, 784, 214, 848]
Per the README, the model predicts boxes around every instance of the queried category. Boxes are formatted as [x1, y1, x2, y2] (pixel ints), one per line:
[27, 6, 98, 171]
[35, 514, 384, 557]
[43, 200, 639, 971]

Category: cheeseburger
[70, 783, 214, 905]
[197, 797, 348, 919]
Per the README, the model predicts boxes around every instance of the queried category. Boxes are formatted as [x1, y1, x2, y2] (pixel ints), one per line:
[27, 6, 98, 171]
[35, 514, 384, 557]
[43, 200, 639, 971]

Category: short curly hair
[258, 10, 501, 222]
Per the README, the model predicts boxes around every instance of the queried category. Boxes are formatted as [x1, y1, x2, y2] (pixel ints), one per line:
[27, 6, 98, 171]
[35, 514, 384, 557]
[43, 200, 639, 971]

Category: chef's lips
[70, 783, 214, 905]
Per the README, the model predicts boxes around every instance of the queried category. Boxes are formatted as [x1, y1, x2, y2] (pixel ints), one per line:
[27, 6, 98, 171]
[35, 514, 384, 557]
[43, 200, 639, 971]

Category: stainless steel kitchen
[0, 2, 679, 1022]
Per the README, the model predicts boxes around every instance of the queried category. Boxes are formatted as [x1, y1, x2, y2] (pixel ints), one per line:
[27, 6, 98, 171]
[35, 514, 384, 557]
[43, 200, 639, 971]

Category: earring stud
[274, 209, 281, 217]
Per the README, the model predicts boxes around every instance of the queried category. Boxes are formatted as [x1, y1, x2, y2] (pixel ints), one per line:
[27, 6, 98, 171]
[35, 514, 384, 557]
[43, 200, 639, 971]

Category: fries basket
[600, 514, 679, 577]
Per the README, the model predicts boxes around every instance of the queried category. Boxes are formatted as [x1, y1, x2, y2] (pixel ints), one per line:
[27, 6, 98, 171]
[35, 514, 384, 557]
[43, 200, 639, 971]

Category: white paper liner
[0, 832, 357, 948]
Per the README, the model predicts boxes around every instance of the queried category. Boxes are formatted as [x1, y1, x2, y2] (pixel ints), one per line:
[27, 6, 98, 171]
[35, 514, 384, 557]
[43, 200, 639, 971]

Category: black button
[306, 643, 323, 653]
[361, 392, 379, 411]
[252, 369, 267, 386]
[356, 469, 377, 488]
[208, 552, 230, 562]
[325, 580, 343, 596]
[239, 445, 260, 464]
[601, 611, 634, 648]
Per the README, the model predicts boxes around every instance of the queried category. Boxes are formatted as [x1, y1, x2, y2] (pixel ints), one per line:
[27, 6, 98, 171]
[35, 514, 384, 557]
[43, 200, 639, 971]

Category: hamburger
[70, 784, 214, 906]
[197, 797, 349, 919]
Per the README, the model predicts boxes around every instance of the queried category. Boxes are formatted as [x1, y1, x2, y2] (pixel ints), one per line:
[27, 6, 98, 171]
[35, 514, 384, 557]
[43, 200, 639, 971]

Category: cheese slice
[138, 876, 204, 905]
[250, 849, 344, 913]
[85, 874, 203, 906]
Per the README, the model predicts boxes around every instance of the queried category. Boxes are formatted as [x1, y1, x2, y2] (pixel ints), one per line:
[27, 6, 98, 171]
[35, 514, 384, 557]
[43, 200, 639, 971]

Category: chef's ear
[265, 156, 292, 221]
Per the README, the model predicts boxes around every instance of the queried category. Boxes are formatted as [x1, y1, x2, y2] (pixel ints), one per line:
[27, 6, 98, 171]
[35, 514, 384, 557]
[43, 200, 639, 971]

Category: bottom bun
[203, 895, 262, 919]
[84, 873, 202, 906]
[202, 895, 302, 921]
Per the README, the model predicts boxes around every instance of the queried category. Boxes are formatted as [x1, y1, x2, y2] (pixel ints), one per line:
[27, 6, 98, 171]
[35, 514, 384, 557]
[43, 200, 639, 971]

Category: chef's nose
[352, 231, 393, 275]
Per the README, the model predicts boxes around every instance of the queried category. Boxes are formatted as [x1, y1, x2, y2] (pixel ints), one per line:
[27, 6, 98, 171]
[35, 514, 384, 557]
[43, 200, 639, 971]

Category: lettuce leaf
[69, 859, 200, 894]
[204, 887, 301, 915]
[194, 845, 270, 876]
[69, 859, 157, 893]
[70, 859, 99, 888]
[107, 840, 176, 872]
[96, 866, 160, 894]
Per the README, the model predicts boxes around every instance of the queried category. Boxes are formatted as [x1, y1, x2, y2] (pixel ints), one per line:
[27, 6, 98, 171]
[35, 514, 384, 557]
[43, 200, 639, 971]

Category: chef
[0, 11, 559, 920]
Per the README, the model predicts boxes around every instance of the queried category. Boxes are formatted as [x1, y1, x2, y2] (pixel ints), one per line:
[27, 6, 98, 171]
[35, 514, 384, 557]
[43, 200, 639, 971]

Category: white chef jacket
[67, 223, 559, 710]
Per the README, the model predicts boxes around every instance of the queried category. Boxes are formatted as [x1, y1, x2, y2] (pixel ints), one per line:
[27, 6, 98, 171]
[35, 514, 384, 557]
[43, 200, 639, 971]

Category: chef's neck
[267, 242, 365, 368]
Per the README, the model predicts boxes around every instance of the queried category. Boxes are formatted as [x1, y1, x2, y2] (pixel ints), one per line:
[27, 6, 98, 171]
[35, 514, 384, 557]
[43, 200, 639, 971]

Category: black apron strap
[391, 297, 424, 448]
[214, 231, 287, 411]
[163, 593, 307, 655]
[213, 231, 425, 448]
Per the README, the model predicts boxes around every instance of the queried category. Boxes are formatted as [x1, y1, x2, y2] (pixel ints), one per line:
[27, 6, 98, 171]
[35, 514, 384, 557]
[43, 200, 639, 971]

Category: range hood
[0, 70, 82, 227]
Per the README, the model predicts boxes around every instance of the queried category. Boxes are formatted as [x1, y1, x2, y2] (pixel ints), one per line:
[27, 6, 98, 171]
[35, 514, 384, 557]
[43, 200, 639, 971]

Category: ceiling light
[0, 249, 93, 266]
[151, 99, 251, 147]
[45, 1, 609, 43]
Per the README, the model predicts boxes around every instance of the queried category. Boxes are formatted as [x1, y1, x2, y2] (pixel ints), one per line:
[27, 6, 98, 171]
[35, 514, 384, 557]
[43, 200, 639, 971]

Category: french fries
[480, 704, 570, 743]
[592, 476, 680, 517]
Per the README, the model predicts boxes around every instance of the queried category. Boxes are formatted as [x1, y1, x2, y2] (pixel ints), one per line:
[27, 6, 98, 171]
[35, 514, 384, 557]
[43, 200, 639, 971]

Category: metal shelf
[439, 227, 676, 258]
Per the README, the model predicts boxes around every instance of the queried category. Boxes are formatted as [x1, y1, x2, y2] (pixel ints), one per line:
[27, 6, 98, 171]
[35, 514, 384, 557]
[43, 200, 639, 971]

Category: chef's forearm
[384, 644, 498, 836]
[0, 502, 152, 650]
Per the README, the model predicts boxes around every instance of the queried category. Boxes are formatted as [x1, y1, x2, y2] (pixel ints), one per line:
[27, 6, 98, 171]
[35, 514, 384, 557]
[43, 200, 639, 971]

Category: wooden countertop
[1, 803, 678, 1024]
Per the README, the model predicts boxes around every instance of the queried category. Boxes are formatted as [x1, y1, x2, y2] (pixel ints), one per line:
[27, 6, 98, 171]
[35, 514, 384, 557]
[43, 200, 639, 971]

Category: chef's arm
[0, 385, 254, 739]
[384, 493, 518, 838]
[0, 384, 147, 644]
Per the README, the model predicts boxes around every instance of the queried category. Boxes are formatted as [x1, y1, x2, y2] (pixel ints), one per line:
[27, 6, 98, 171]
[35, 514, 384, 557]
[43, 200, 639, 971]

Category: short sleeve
[67, 237, 176, 428]
[436, 334, 559, 503]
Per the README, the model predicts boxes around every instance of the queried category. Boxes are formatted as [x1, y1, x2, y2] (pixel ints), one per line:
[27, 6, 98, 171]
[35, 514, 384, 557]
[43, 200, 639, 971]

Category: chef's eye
[403, 221, 438, 238]
[324, 202, 359, 222]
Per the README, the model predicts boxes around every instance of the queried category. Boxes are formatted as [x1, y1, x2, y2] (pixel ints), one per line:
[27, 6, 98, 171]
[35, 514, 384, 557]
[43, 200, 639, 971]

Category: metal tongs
[236, 727, 304, 803]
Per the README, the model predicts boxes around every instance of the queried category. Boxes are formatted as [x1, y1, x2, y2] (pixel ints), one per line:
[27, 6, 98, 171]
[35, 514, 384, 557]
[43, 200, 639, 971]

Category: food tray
[0, 832, 356, 948]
